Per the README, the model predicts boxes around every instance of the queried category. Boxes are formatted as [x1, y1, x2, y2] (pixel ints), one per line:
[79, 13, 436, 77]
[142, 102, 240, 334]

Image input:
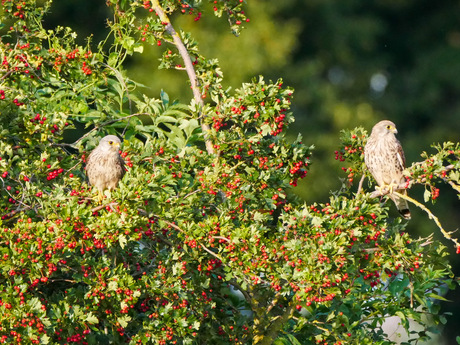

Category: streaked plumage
[86, 135, 125, 196]
[364, 120, 410, 219]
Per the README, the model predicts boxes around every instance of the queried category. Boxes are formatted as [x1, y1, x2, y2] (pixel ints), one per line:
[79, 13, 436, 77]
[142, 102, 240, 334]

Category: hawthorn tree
[0, 1, 459, 345]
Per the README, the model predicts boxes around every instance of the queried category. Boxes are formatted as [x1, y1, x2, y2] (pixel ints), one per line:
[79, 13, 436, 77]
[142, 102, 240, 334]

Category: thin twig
[446, 180, 460, 193]
[356, 174, 365, 195]
[199, 243, 223, 262]
[413, 233, 434, 247]
[0, 70, 13, 81]
[212, 236, 230, 242]
[265, 292, 281, 315]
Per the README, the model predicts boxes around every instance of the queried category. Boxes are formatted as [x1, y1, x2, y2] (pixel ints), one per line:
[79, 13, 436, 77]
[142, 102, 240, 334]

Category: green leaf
[426, 292, 450, 302]
[156, 115, 179, 124]
[424, 189, 431, 202]
[285, 334, 302, 345]
[133, 44, 144, 53]
[85, 312, 99, 324]
[40, 334, 50, 344]
[119, 234, 127, 249]
[161, 90, 170, 107]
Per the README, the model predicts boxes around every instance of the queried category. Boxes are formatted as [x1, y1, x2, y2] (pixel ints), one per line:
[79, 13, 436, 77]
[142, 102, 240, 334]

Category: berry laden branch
[368, 163, 456, 198]
[366, 163, 459, 250]
[150, 0, 214, 155]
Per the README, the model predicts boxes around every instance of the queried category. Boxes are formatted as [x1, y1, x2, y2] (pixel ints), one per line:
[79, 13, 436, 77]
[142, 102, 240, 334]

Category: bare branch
[356, 174, 365, 195]
[151, 0, 214, 155]
[394, 191, 460, 248]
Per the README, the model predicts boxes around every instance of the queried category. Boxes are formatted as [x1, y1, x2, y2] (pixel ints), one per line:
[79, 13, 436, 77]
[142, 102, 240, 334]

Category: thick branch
[254, 298, 296, 345]
[151, 0, 214, 155]
[229, 279, 253, 307]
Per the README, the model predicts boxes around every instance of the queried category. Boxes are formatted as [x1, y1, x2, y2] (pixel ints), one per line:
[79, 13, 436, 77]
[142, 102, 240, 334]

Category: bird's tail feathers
[390, 190, 411, 219]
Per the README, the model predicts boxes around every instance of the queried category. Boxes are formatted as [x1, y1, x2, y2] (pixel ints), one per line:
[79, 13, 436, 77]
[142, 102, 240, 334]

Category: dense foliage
[0, 1, 459, 344]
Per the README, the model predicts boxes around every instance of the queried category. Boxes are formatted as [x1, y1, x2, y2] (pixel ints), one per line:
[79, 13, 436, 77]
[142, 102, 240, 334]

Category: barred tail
[390, 190, 411, 219]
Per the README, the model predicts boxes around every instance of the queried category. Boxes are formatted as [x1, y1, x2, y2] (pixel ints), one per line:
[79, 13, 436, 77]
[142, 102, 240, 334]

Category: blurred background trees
[39, 0, 460, 342]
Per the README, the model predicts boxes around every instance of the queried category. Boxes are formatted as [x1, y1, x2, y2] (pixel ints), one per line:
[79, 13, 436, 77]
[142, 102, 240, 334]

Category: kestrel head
[370, 120, 398, 137]
[97, 135, 122, 152]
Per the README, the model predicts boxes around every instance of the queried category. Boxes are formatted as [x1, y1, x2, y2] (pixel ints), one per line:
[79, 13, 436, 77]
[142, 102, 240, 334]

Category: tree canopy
[0, 1, 459, 344]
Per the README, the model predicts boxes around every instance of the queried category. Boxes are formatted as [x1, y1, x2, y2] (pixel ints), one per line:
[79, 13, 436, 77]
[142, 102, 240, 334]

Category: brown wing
[395, 139, 406, 170]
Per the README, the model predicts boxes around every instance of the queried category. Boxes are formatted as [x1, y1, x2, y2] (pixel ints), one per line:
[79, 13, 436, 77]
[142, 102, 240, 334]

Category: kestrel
[86, 135, 125, 201]
[364, 120, 410, 219]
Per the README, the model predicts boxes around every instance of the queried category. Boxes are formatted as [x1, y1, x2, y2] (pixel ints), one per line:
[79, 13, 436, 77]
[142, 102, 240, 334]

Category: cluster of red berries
[47, 168, 64, 181]
[431, 186, 440, 200]
[334, 150, 345, 161]
[30, 113, 45, 123]
[81, 61, 92, 75]
[271, 112, 286, 135]
[13, 98, 24, 107]
[289, 160, 307, 177]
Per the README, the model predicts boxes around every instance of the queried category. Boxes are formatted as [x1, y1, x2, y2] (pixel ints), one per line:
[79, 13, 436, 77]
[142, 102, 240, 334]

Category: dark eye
[109, 141, 113, 145]
[386, 125, 391, 129]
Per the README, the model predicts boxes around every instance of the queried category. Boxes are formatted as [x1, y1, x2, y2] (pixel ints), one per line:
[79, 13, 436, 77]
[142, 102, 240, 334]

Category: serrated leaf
[424, 189, 431, 202]
[311, 216, 323, 227]
[40, 334, 50, 344]
[85, 312, 99, 324]
[108, 280, 118, 291]
[119, 234, 127, 249]
[133, 44, 143, 53]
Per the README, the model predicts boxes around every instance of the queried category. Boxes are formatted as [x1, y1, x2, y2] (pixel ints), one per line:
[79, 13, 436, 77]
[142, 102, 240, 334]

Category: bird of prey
[364, 120, 411, 219]
[86, 135, 125, 202]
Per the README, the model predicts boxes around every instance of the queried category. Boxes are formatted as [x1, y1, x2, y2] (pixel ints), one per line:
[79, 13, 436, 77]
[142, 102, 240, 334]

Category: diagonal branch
[151, 0, 214, 155]
[393, 191, 459, 248]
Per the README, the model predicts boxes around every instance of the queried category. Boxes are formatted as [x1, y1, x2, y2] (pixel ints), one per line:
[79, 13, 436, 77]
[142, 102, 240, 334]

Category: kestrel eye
[386, 125, 391, 130]
[109, 141, 113, 145]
